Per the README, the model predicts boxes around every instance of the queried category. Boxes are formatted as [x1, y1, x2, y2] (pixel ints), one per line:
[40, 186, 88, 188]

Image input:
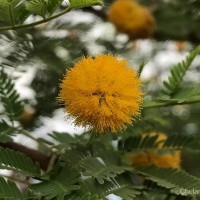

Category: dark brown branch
[0, 142, 51, 171]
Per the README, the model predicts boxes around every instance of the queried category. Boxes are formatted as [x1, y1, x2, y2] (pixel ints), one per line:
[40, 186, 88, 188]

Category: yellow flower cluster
[58, 55, 143, 133]
[131, 133, 181, 168]
[108, 0, 155, 39]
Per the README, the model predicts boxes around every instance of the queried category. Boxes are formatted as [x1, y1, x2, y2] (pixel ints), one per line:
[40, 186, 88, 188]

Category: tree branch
[143, 97, 200, 109]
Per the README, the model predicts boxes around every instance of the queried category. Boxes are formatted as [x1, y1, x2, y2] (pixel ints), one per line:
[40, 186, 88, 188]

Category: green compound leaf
[135, 167, 200, 196]
[0, 147, 41, 176]
[80, 177, 142, 199]
[31, 165, 80, 200]
[162, 45, 200, 96]
[118, 134, 194, 151]
[81, 157, 125, 184]
[0, 176, 24, 200]
[0, 120, 15, 143]
[0, 69, 23, 122]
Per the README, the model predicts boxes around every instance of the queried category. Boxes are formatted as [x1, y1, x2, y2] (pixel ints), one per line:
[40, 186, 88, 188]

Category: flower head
[131, 151, 181, 169]
[108, 0, 155, 39]
[131, 132, 181, 168]
[58, 55, 143, 133]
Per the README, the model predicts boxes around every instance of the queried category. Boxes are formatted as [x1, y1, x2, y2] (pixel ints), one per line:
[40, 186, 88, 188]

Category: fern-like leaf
[81, 157, 125, 184]
[0, 32, 32, 67]
[162, 134, 194, 148]
[0, 69, 23, 122]
[31, 165, 80, 200]
[48, 131, 77, 148]
[62, 148, 91, 169]
[170, 86, 200, 103]
[162, 45, 200, 96]
[135, 167, 200, 196]
[118, 134, 194, 152]
[0, 147, 40, 176]
[80, 177, 142, 199]
[0, 176, 24, 199]
[0, 120, 15, 143]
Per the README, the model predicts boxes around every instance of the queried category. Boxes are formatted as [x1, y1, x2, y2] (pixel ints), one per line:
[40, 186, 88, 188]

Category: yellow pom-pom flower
[108, 0, 155, 39]
[58, 55, 143, 133]
[131, 132, 181, 168]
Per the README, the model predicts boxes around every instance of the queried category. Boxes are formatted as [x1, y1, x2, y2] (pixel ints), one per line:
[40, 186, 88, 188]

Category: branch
[0, 142, 51, 171]
[143, 96, 200, 109]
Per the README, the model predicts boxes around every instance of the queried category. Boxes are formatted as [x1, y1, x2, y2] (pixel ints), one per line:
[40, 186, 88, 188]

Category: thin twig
[20, 129, 49, 150]
[143, 97, 200, 109]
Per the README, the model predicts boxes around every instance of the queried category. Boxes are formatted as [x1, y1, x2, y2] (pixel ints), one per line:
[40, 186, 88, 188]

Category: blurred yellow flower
[58, 55, 143, 133]
[108, 0, 155, 39]
[131, 132, 181, 168]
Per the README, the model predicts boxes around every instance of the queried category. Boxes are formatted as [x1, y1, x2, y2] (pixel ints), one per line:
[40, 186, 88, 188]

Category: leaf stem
[143, 97, 200, 109]
[20, 129, 49, 150]
[86, 132, 96, 148]
[8, 4, 15, 28]
[138, 61, 146, 77]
